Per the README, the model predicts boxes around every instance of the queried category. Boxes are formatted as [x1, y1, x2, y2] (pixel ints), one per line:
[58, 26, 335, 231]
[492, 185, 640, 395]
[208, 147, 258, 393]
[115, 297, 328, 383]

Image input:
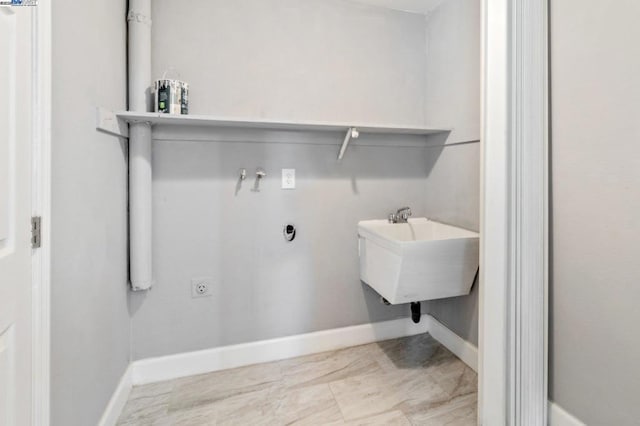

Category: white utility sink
[358, 218, 479, 304]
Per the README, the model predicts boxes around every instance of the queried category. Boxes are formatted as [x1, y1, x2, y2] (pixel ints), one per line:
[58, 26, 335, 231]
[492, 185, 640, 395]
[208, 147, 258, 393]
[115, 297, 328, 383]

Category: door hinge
[31, 216, 41, 249]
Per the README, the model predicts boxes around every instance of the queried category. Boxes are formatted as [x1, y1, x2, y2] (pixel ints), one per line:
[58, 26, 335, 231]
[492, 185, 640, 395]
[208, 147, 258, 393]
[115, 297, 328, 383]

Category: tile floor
[117, 333, 477, 425]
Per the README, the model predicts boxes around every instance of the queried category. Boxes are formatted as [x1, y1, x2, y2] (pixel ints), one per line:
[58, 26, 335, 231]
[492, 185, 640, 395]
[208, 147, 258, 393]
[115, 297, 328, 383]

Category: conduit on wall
[128, 0, 153, 290]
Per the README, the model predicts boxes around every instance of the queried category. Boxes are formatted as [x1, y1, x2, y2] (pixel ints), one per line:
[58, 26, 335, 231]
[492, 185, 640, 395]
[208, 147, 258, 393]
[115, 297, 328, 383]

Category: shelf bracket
[338, 127, 359, 160]
[96, 107, 129, 138]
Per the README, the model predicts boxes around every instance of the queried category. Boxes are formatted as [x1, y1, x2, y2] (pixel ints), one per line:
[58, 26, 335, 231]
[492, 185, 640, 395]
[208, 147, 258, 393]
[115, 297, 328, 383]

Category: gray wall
[129, 0, 481, 360]
[131, 134, 430, 359]
[133, 0, 430, 360]
[424, 142, 479, 345]
[152, 0, 427, 125]
[422, 0, 480, 345]
[550, 1, 640, 424]
[51, 0, 130, 424]
[424, 0, 480, 144]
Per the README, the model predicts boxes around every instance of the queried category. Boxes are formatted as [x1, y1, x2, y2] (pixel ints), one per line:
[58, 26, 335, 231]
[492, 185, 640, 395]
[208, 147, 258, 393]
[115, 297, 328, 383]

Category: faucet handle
[388, 213, 398, 223]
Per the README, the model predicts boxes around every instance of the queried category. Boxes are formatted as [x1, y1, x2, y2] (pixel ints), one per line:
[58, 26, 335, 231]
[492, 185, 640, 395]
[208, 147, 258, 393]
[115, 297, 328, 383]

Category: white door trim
[480, 0, 549, 424]
[31, 1, 51, 425]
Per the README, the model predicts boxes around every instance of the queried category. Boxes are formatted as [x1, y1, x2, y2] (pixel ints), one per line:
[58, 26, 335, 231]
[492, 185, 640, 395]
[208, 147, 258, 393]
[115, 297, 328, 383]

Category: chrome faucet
[388, 207, 412, 224]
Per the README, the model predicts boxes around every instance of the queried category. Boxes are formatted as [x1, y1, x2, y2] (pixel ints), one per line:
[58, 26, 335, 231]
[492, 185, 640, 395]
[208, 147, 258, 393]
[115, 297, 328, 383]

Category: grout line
[326, 382, 347, 424]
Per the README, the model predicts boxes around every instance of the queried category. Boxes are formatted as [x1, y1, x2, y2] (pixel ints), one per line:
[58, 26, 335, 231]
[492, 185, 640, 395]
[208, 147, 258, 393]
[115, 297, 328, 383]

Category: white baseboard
[424, 315, 478, 372]
[98, 364, 133, 426]
[131, 314, 478, 386]
[548, 401, 585, 426]
[132, 315, 433, 385]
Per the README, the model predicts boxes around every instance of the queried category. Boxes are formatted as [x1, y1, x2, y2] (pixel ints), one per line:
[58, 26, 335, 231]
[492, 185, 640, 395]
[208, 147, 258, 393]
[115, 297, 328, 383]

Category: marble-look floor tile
[411, 343, 478, 401]
[329, 365, 451, 421]
[375, 334, 442, 374]
[404, 393, 477, 425]
[117, 333, 478, 426]
[426, 346, 469, 377]
[117, 381, 175, 425]
[279, 343, 384, 390]
[329, 338, 474, 422]
[168, 385, 283, 425]
[210, 386, 281, 425]
[435, 363, 478, 400]
[166, 403, 217, 426]
[395, 370, 453, 413]
[427, 400, 477, 426]
[328, 370, 405, 420]
[129, 381, 175, 400]
[168, 365, 344, 425]
[168, 362, 282, 412]
[340, 410, 412, 426]
[185, 381, 343, 425]
[118, 418, 171, 426]
[117, 391, 170, 426]
[273, 383, 343, 425]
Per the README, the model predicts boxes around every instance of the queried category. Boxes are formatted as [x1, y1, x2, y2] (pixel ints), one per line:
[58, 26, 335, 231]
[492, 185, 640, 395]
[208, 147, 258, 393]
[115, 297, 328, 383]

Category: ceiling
[348, 0, 446, 15]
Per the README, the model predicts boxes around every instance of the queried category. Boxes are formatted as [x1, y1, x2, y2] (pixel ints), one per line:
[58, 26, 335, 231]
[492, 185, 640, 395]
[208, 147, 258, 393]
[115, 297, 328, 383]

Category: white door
[0, 4, 34, 426]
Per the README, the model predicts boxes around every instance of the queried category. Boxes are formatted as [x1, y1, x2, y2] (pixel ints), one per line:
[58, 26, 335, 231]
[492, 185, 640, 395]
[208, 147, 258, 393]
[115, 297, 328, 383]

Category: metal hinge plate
[31, 216, 41, 248]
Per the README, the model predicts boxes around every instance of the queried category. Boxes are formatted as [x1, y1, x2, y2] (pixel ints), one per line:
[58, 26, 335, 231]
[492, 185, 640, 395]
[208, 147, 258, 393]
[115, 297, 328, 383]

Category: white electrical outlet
[191, 277, 213, 298]
[282, 169, 295, 189]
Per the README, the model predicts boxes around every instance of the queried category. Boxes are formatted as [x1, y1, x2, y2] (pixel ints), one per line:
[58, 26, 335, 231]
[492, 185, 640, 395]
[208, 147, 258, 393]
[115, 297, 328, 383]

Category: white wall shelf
[96, 108, 450, 159]
[116, 110, 448, 135]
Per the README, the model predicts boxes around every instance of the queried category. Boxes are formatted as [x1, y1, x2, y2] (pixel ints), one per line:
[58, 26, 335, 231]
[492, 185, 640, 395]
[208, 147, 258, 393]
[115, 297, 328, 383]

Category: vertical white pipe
[128, 0, 153, 290]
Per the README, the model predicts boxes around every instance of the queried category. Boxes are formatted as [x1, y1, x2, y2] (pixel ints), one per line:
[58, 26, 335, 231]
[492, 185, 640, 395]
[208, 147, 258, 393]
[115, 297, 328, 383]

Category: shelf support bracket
[95, 107, 129, 138]
[338, 127, 359, 160]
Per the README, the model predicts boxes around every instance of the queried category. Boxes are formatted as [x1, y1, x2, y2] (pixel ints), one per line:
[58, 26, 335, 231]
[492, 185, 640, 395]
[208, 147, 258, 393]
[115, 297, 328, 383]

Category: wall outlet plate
[191, 277, 213, 298]
[282, 169, 295, 189]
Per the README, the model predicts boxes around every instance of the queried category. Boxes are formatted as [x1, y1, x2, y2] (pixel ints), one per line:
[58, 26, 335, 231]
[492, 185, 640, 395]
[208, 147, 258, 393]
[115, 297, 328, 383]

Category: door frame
[31, 0, 51, 424]
[479, 0, 549, 424]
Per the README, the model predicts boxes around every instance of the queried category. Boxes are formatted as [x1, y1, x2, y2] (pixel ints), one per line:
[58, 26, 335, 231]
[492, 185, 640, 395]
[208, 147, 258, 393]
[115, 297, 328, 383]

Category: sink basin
[358, 218, 479, 304]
